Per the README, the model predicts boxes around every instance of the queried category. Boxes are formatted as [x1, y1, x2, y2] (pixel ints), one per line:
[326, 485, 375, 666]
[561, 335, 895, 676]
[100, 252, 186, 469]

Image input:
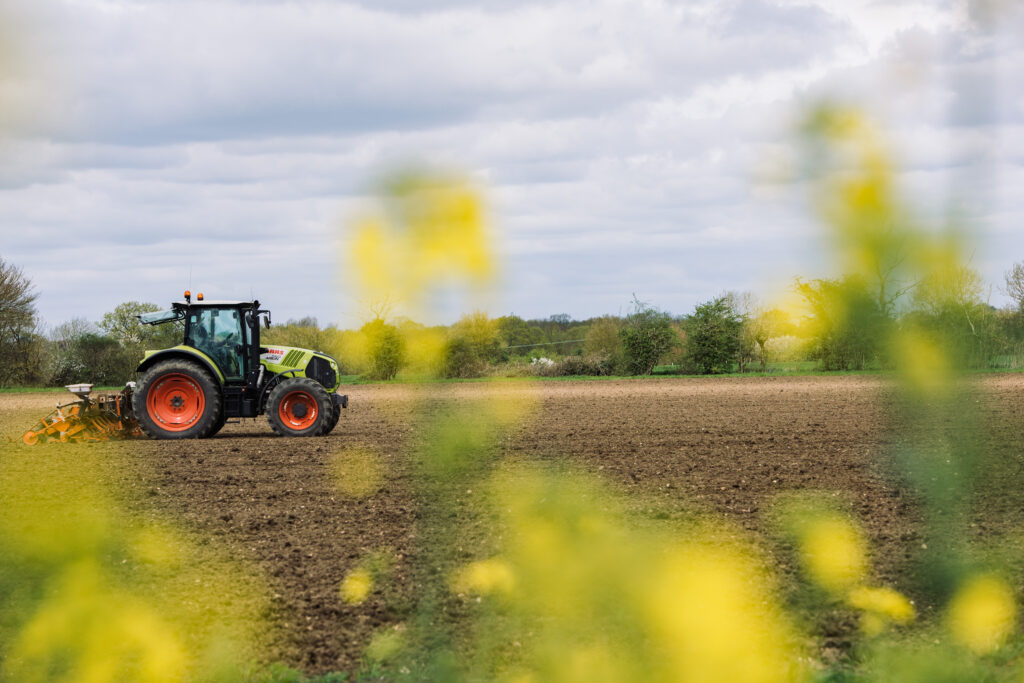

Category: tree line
[3, 255, 1024, 387]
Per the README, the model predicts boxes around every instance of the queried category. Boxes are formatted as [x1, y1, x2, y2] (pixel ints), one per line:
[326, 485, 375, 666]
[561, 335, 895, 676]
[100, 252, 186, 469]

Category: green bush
[361, 320, 406, 380]
[442, 336, 487, 378]
[619, 299, 678, 375]
[441, 312, 502, 378]
[685, 297, 744, 374]
[50, 333, 135, 386]
[796, 277, 889, 371]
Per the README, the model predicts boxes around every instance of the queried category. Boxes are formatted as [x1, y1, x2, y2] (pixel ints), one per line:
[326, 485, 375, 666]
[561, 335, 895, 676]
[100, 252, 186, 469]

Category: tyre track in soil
[6, 374, 1024, 674]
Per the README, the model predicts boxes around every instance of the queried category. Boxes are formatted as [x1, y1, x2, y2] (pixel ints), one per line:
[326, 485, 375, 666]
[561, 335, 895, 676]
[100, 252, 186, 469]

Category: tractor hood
[261, 346, 341, 392]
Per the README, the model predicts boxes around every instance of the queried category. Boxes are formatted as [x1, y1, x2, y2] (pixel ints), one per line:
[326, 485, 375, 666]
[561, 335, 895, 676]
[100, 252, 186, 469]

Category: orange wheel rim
[147, 373, 205, 432]
[279, 390, 318, 430]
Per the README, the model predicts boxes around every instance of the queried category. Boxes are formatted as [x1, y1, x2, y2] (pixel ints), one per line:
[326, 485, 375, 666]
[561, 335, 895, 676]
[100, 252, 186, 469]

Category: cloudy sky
[1, 0, 1021, 329]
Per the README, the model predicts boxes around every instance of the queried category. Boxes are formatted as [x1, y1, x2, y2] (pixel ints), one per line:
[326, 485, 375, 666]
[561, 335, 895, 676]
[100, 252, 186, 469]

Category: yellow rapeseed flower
[847, 586, 915, 636]
[946, 574, 1017, 654]
[798, 516, 867, 594]
[349, 174, 494, 316]
[891, 328, 951, 397]
[340, 568, 373, 605]
[453, 558, 516, 596]
[646, 547, 803, 683]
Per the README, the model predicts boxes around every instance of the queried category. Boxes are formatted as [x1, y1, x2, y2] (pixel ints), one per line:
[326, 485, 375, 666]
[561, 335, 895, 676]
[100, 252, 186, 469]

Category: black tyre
[208, 410, 229, 437]
[266, 377, 332, 437]
[133, 359, 222, 439]
[321, 401, 341, 436]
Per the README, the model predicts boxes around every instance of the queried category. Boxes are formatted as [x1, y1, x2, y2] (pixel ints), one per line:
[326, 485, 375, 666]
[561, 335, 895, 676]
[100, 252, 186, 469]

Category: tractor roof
[172, 300, 260, 308]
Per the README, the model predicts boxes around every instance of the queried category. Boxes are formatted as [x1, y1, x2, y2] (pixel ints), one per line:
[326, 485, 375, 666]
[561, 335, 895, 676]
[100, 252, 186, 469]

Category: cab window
[187, 308, 245, 380]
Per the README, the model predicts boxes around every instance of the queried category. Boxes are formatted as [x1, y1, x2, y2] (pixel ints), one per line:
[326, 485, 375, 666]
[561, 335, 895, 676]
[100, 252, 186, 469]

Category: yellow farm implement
[22, 384, 142, 445]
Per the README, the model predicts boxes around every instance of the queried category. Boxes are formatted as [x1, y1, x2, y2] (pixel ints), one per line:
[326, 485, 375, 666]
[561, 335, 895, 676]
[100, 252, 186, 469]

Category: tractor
[22, 292, 348, 443]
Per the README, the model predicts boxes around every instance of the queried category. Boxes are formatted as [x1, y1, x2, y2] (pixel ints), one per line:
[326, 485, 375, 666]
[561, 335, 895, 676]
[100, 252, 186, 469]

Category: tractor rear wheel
[266, 377, 332, 437]
[133, 359, 222, 439]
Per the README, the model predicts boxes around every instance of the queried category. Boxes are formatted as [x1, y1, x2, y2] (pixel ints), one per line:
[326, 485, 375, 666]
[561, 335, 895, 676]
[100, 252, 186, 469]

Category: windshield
[138, 309, 184, 325]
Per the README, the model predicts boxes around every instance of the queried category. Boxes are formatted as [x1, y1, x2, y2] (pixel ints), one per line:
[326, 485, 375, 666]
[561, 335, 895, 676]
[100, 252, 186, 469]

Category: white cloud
[1, 0, 1022, 326]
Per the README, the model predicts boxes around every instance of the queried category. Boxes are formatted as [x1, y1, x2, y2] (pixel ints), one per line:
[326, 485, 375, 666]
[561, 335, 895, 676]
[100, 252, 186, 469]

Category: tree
[50, 332, 136, 386]
[685, 297, 744, 374]
[723, 291, 757, 373]
[1004, 262, 1024, 313]
[795, 276, 887, 371]
[748, 308, 791, 373]
[583, 315, 623, 362]
[497, 315, 545, 356]
[100, 301, 180, 352]
[442, 312, 502, 378]
[361, 319, 406, 380]
[101, 301, 160, 345]
[0, 258, 40, 386]
[619, 298, 677, 375]
[910, 264, 1000, 367]
[548, 313, 571, 330]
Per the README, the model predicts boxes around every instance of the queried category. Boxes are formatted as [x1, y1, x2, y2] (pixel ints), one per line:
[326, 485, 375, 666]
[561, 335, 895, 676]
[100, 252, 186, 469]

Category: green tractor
[131, 292, 347, 439]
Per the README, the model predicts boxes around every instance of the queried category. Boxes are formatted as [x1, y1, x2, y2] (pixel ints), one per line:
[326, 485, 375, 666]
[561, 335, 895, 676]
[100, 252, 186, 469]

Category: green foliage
[100, 301, 159, 346]
[0, 257, 41, 387]
[618, 298, 677, 375]
[685, 297, 744, 374]
[441, 336, 486, 379]
[795, 276, 888, 371]
[50, 332, 136, 386]
[583, 315, 623, 366]
[442, 312, 501, 379]
[906, 265, 1004, 368]
[360, 319, 406, 380]
[496, 315, 544, 356]
[748, 308, 792, 372]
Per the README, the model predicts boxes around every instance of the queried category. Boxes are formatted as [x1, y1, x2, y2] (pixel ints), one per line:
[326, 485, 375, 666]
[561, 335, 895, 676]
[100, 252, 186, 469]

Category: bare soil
[4, 374, 1024, 674]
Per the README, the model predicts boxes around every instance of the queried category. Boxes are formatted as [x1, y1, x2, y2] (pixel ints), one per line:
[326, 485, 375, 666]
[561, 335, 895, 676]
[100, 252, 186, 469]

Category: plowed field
[4, 374, 1024, 674]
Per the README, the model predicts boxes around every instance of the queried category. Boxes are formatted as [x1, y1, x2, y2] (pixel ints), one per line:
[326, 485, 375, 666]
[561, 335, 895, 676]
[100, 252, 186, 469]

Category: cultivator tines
[22, 384, 141, 445]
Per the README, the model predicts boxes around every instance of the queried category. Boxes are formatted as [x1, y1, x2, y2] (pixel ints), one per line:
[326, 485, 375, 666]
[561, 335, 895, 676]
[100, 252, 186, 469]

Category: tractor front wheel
[133, 360, 222, 439]
[322, 402, 341, 436]
[266, 378, 332, 437]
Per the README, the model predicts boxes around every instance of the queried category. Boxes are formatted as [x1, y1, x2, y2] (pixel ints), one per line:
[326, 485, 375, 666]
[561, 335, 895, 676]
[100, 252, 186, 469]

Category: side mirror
[263, 312, 271, 329]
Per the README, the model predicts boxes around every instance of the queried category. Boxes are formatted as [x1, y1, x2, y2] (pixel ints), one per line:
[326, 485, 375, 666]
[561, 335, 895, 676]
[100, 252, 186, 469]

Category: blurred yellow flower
[891, 329, 951, 397]
[946, 575, 1017, 654]
[647, 547, 803, 683]
[349, 173, 495, 316]
[453, 558, 516, 596]
[8, 560, 187, 683]
[847, 586, 915, 636]
[798, 516, 867, 594]
[340, 568, 373, 605]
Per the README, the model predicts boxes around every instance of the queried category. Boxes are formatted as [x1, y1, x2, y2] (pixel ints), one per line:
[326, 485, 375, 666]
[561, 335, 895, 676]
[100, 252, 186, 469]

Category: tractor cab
[140, 294, 270, 385]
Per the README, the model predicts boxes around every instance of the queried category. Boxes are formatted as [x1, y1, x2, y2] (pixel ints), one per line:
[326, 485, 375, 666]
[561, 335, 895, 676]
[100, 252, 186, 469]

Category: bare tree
[363, 294, 397, 322]
[749, 308, 790, 373]
[50, 317, 97, 347]
[1004, 262, 1024, 313]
